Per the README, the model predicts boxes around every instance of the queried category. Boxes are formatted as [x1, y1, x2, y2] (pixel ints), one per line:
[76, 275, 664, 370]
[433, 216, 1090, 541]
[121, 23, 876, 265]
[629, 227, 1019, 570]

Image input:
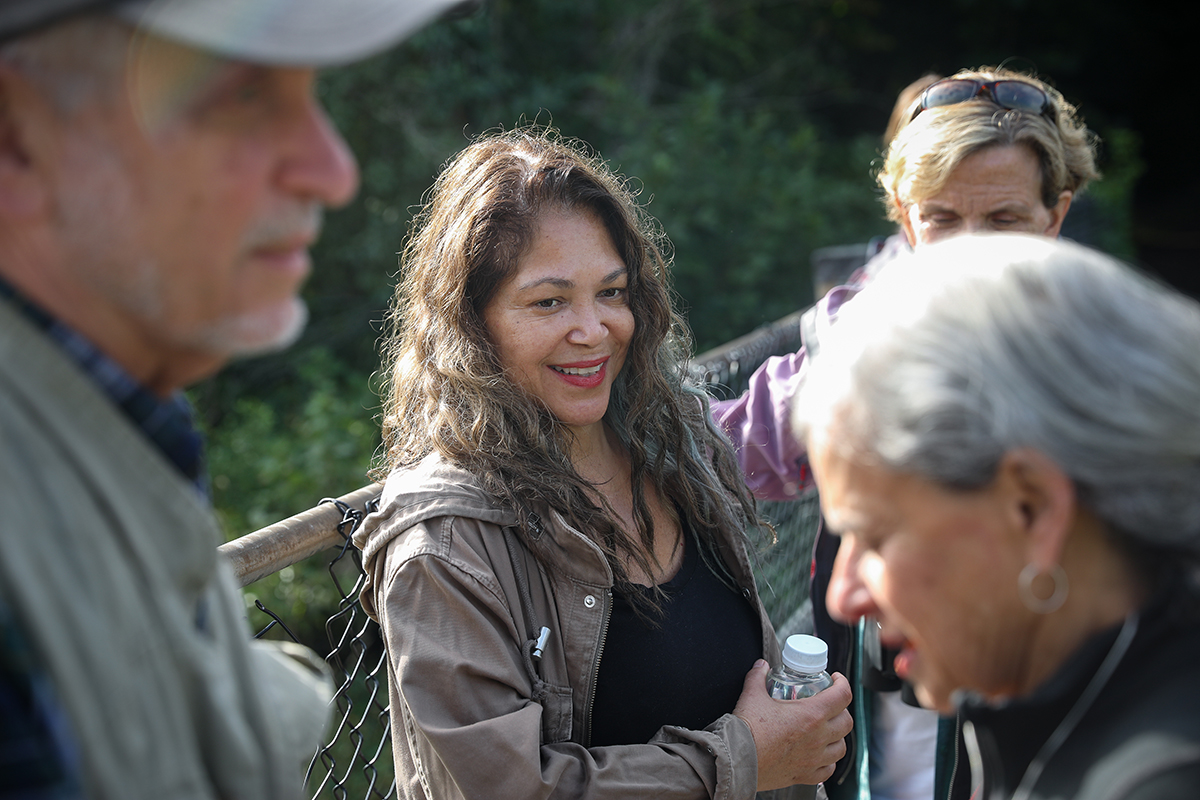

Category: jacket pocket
[532, 680, 573, 743]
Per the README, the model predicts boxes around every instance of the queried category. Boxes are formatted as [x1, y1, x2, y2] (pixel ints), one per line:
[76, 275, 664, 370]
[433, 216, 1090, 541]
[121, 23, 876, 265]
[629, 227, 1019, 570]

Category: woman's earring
[1017, 562, 1069, 614]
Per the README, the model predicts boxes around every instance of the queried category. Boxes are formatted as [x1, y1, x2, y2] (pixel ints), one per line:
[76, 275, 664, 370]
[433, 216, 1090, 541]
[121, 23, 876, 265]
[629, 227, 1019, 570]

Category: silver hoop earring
[1018, 562, 1069, 614]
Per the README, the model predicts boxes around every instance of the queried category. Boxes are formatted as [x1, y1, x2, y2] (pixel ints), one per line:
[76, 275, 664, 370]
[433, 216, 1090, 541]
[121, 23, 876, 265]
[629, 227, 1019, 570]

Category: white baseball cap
[0, 0, 468, 65]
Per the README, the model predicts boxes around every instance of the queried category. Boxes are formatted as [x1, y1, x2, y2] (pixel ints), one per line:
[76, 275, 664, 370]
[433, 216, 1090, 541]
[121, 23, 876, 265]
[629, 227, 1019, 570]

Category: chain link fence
[220, 307, 821, 800]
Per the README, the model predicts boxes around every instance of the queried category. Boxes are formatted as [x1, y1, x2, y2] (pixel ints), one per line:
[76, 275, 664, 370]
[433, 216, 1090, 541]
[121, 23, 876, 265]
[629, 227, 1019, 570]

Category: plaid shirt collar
[0, 278, 206, 493]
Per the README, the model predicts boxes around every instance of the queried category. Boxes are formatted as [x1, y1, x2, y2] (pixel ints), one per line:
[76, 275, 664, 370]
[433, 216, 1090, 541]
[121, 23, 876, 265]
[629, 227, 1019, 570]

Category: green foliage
[202, 348, 379, 537]
[196, 349, 380, 646]
[1084, 126, 1143, 262]
[610, 101, 887, 347]
[192, 0, 1142, 635]
[199, 0, 915, 534]
[300, 0, 907, 361]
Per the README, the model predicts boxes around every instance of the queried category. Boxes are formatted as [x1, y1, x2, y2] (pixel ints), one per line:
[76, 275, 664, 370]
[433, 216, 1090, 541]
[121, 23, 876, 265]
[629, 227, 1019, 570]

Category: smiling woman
[351, 127, 854, 799]
[482, 209, 634, 435]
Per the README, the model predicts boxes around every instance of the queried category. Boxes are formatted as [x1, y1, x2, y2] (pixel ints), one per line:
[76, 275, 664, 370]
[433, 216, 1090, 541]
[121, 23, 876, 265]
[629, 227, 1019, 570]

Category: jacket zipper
[944, 710, 963, 800]
[583, 588, 612, 748]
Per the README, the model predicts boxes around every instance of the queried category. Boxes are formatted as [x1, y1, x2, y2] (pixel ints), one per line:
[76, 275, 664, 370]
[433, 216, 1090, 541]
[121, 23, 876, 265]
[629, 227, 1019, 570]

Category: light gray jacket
[356, 451, 812, 800]
[0, 296, 331, 798]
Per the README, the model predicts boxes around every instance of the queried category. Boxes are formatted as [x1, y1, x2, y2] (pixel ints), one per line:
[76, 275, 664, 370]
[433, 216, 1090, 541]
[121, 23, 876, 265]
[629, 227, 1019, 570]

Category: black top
[959, 574, 1200, 800]
[589, 523, 762, 747]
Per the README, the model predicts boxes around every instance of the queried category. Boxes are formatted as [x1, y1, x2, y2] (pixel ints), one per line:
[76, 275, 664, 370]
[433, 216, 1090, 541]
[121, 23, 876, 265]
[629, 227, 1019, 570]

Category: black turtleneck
[957, 574, 1200, 799]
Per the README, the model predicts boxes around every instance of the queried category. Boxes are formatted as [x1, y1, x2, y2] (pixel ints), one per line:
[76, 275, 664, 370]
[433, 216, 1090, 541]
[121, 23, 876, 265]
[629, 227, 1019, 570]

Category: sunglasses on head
[910, 78, 1052, 121]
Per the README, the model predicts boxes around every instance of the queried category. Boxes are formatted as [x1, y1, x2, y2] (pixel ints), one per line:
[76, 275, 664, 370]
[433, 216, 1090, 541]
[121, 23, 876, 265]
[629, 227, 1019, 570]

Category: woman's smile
[550, 357, 609, 387]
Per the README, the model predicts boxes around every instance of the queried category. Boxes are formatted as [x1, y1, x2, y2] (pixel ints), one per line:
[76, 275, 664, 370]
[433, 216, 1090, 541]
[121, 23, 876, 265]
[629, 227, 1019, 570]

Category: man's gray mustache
[243, 203, 325, 250]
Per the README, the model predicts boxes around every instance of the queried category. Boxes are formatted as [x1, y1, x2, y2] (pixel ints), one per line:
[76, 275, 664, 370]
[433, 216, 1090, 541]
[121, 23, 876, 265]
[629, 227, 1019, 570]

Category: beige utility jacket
[356, 451, 814, 800]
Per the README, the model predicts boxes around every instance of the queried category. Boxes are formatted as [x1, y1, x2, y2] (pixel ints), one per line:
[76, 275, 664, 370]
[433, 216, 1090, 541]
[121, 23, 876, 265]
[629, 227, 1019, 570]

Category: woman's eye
[600, 287, 627, 300]
[534, 298, 561, 309]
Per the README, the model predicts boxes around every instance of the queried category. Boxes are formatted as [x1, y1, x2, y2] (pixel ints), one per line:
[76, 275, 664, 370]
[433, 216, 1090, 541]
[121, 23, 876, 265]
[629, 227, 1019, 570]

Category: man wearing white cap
[0, 1, 461, 796]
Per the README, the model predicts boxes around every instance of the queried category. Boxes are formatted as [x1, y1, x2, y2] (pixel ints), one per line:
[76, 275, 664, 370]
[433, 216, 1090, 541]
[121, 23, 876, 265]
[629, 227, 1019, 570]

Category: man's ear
[997, 447, 1076, 568]
[1043, 190, 1073, 239]
[895, 197, 917, 247]
[0, 64, 51, 219]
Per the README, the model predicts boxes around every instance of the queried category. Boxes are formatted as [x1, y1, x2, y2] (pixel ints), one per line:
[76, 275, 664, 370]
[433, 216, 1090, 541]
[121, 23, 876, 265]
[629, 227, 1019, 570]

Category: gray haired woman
[793, 233, 1200, 800]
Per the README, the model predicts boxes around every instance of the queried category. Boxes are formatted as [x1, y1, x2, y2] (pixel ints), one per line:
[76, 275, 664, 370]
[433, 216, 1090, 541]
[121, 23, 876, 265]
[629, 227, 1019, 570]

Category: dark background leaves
[195, 1, 1186, 617]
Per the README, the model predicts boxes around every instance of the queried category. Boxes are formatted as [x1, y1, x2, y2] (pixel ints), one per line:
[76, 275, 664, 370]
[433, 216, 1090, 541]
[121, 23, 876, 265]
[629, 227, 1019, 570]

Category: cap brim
[114, 0, 463, 66]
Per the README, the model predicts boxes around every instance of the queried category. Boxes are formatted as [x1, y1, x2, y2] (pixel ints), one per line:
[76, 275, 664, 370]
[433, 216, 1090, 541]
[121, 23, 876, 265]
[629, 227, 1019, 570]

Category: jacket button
[584, 595, 597, 608]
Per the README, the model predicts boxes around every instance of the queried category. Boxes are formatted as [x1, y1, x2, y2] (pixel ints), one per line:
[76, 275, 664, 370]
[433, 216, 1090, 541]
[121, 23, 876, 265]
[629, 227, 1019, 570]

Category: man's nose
[280, 95, 360, 209]
[961, 217, 989, 234]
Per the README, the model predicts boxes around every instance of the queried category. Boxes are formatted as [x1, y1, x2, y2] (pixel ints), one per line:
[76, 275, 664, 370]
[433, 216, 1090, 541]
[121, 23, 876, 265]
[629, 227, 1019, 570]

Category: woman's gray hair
[793, 233, 1200, 558]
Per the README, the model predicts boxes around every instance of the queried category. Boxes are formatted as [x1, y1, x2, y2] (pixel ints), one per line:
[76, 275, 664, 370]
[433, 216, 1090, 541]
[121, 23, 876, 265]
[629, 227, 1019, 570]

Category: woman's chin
[896, 651, 955, 713]
[914, 683, 955, 715]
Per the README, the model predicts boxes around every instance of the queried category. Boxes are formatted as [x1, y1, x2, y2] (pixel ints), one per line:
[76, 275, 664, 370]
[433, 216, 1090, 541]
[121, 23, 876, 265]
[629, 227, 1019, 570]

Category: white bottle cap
[781, 634, 828, 672]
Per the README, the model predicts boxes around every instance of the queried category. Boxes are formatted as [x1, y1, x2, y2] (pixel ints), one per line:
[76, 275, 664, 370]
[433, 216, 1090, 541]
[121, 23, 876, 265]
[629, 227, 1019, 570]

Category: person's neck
[567, 419, 684, 586]
[567, 420, 625, 486]
[1018, 512, 1147, 697]
[0, 260, 215, 397]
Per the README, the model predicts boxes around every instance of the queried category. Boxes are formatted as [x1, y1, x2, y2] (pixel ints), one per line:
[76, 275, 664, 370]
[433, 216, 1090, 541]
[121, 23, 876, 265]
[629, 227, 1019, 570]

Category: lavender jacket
[710, 235, 908, 499]
[709, 282, 858, 500]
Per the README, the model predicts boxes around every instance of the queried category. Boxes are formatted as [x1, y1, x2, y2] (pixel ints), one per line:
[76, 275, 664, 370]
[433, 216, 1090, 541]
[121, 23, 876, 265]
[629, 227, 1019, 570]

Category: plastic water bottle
[767, 634, 834, 700]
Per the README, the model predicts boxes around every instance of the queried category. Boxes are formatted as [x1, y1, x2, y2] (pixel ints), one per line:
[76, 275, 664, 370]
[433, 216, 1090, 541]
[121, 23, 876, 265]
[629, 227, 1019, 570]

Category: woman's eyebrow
[516, 276, 573, 292]
[516, 267, 627, 292]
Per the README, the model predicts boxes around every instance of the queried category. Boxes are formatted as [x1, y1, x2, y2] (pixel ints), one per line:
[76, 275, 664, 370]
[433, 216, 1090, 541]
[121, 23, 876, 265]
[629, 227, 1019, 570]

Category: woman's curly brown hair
[375, 126, 770, 604]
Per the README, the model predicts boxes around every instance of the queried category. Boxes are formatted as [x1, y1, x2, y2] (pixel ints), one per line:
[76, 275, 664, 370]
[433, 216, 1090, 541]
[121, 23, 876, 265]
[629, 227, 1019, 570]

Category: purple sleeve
[711, 348, 813, 501]
[709, 276, 875, 501]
